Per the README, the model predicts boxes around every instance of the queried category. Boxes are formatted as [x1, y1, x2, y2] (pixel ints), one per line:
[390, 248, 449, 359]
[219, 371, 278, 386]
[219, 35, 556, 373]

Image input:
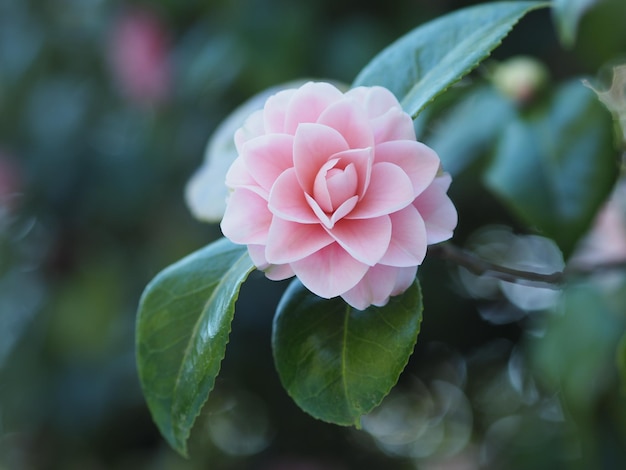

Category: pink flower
[221, 82, 457, 309]
[108, 8, 171, 107]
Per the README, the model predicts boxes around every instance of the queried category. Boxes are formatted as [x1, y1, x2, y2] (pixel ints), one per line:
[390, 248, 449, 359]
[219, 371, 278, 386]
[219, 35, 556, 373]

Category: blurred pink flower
[108, 7, 171, 106]
[220, 82, 457, 309]
[570, 178, 626, 267]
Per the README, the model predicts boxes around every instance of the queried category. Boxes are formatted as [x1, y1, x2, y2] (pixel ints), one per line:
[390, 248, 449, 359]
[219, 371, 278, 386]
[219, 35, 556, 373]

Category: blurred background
[1, 0, 626, 468]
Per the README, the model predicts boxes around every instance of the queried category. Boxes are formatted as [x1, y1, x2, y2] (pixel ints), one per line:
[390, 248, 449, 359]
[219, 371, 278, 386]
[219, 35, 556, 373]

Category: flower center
[313, 159, 358, 213]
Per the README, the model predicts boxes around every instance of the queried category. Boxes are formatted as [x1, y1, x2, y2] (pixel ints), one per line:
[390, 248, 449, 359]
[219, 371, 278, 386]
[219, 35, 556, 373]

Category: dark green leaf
[353, 1, 548, 118]
[426, 85, 516, 176]
[484, 80, 618, 256]
[136, 238, 254, 456]
[272, 279, 422, 426]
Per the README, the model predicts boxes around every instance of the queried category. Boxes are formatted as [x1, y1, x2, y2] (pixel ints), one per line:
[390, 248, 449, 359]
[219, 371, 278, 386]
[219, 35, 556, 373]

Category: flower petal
[291, 243, 369, 298]
[330, 148, 374, 199]
[379, 205, 428, 267]
[327, 215, 392, 266]
[370, 107, 416, 143]
[234, 110, 265, 153]
[248, 244, 294, 280]
[220, 189, 272, 244]
[374, 140, 440, 197]
[347, 86, 402, 119]
[347, 162, 414, 219]
[317, 98, 375, 149]
[413, 173, 458, 244]
[242, 134, 294, 191]
[265, 218, 334, 264]
[263, 88, 297, 133]
[284, 82, 344, 134]
[268, 168, 319, 223]
[341, 264, 417, 310]
[293, 123, 349, 194]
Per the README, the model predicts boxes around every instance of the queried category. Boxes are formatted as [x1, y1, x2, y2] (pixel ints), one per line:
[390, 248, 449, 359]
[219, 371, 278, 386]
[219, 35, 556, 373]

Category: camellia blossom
[221, 82, 457, 309]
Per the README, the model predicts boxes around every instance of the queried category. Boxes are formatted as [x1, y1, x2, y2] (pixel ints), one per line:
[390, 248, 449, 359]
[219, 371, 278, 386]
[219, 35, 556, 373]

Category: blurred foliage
[1, 0, 626, 469]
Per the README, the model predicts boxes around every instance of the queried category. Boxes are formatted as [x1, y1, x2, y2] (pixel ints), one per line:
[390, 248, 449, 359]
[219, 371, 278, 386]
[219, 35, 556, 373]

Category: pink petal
[379, 205, 427, 267]
[284, 82, 344, 134]
[291, 243, 369, 298]
[263, 88, 297, 133]
[347, 86, 402, 119]
[390, 266, 418, 296]
[326, 215, 392, 266]
[317, 98, 375, 149]
[341, 263, 417, 310]
[241, 134, 294, 191]
[220, 189, 272, 244]
[234, 110, 265, 153]
[248, 245, 294, 280]
[225, 156, 258, 190]
[265, 218, 334, 264]
[413, 173, 458, 244]
[370, 107, 416, 143]
[268, 169, 319, 224]
[374, 140, 440, 197]
[313, 158, 339, 213]
[293, 123, 349, 194]
[305, 192, 333, 228]
[347, 162, 414, 219]
[330, 195, 359, 225]
[327, 148, 374, 199]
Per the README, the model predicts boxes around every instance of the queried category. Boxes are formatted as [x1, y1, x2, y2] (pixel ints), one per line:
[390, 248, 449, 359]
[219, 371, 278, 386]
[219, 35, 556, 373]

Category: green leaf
[136, 238, 254, 456]
[272, 279, 423, 426]
[484, 80, 618, 256]
[552, 0, 601, 47]
[426, 85, 516, 176]
[618, 331, 626, 394]
[353, 1, 548, 118]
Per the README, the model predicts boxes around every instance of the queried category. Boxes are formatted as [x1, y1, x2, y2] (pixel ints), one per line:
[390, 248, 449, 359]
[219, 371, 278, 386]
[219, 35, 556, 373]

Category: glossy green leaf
[353, 1, 548, 118]
[136, 238, 254, 456]
[484, 80, 618, 256]
[552, 0, 601, 47]
[272, 279, 423, 426]
[426, 85, 516, 176]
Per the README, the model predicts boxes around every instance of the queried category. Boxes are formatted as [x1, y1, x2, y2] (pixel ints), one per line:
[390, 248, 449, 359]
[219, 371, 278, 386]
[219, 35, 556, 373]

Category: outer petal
[234, 110, 265, 152]
[284, 82, 344, 134]
[390, 265, 418, 296]
[221, 188, 272, 244]
[248, 244, 295, 281]
[265, 218, 334, 264]
[340, 263, 417, 310]
[341, 264, 416, 310]
[413, 173, 458, 244]
[241, 134, 294, 192]
[263, 88, 297, 133]
[326, 215, 391, 266]
[291, 243, 369, 298]
[317, 98, 375, 149]
[268, 168, 319, 223]
[347, 162, 414, 219]
[293, 123, 349, 194]
[374, 140, 439, 197]
[370, 107, 416, 143]
[347, 86, 402, 119]
[379, 205, 428, 267]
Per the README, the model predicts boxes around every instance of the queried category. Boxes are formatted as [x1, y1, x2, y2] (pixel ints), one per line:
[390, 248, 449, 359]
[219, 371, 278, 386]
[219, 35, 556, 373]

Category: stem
[430, 243, 626, 288]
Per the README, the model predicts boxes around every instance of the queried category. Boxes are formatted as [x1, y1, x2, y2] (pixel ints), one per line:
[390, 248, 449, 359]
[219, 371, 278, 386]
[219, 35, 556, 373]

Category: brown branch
[429, 243, 626, 288]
